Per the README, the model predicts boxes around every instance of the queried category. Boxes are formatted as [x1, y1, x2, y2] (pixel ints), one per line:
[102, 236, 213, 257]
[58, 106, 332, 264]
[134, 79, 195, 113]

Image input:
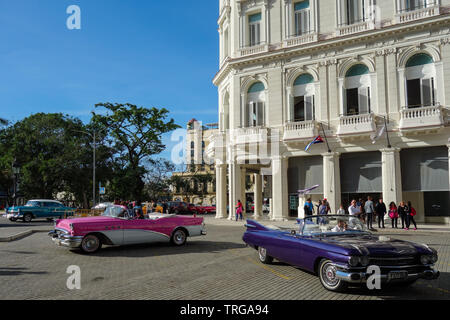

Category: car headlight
[420, 255, 432, 265]
[430, 253, 438, 263]
[348, 256, 361, 267]
[360, 256, 369, 266]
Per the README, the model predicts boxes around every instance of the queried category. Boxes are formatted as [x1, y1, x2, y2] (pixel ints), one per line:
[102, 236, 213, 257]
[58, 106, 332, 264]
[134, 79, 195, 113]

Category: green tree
[0, 113, 114, 206]
[92, 103, 180, 202]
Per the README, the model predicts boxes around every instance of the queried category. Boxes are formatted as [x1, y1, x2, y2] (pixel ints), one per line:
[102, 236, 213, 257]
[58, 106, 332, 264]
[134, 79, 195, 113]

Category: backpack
[410, 207, 417, 216]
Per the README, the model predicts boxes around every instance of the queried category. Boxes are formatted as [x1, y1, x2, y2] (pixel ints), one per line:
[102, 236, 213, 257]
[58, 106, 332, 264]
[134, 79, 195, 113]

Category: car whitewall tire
[318, 259, 348, 292]
[171, 229, 187, 246]
[258, 247, 273, 264]
[81, 234, 102, 253]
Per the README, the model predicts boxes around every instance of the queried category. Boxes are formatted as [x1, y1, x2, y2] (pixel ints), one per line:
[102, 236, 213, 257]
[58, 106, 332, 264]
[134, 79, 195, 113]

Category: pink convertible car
[48, 205, 207, 253]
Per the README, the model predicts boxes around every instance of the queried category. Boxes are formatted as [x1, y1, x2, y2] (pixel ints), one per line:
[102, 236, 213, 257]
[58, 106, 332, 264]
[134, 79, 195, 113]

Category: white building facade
[211, 0, 450, 223]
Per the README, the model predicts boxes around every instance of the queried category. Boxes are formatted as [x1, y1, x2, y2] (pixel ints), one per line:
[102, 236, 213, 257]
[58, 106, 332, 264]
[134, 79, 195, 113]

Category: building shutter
[305, 95, 314, 120]
[358, 87, 370, 114]
[288, 156, 324, 194]
[340, 152, 382, 193]
[421, 78, 433, 106]
[401, 146, 449, 192]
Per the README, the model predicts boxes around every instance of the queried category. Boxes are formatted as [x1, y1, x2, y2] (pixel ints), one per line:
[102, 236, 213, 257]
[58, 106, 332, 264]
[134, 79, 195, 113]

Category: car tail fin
[245, 219, 269, 231]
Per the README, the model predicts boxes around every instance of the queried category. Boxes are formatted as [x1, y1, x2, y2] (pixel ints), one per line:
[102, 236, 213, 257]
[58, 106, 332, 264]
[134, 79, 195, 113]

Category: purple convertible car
[243, 215, 439, 292]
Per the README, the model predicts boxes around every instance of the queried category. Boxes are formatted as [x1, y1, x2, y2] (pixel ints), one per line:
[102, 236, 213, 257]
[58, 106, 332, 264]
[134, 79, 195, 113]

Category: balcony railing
[283, 120, 318, 141]
[399, 104, 444, 130]
[238, 43, 268, 57]
[284, 31, 318, 48]
[396, 4, 440, 23]
[337, 20, 374, 36]
[233, 127, 268, 145]
[337, 113, 376, 136]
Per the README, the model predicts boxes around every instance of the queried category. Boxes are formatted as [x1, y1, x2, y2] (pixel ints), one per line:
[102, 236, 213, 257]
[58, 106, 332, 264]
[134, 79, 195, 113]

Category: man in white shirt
[348, 200, 360, 216]
[332, 219, 348, 232]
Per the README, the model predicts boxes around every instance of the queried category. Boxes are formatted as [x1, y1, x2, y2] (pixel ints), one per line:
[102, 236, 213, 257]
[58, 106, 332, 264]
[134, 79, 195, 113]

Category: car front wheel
[23, 213, 33, 223]
[258, 247, 273, 264]
[318, 259, 348, 292]
[81, 234, 102, 253]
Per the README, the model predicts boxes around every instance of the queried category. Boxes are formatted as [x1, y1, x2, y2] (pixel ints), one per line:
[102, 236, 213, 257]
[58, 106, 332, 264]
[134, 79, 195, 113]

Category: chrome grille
[369, 256, 417, 266]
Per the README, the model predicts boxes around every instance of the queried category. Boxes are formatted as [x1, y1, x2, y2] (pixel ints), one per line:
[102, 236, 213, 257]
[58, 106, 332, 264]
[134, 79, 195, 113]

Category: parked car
[48, 205, 207, 253]
[91, 202, 114, 211]
[6, 199, 75, 222]
[243, 215, 439, 292]
[199, 205, 216, 214]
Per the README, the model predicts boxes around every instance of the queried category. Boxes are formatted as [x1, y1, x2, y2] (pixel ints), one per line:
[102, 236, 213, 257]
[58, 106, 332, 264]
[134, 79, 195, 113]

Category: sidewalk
[203, 215, 450, 233]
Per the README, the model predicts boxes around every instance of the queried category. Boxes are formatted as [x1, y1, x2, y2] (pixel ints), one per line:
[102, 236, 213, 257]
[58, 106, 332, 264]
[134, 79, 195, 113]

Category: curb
[0, 229, 51, 242]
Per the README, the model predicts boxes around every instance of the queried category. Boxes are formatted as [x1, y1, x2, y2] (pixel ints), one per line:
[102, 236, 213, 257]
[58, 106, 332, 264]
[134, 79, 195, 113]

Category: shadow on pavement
[69, 240, 247, 258]
[0, 267, 48, 276]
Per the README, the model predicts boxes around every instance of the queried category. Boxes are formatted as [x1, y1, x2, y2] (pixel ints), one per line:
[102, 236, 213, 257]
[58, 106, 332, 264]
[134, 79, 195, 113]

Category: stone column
[240, 167, 246, 216]
[447, 143, 450, 195]
[381, 148, 402, 221]
[228, 162, 242, 220]
[271, 156, 289, 221]
[322, 152, 341, 214]
[254, 172, 262, 220]
[215, 163, 228, 219]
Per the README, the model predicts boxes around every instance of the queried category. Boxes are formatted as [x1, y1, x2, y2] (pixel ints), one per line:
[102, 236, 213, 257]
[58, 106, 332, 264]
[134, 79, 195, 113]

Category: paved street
[0, 216, 449, 300]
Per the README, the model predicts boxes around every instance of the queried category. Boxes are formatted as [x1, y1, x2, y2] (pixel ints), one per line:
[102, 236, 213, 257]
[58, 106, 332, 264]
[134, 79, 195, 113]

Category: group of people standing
[304, 196, 418, 231]
[346, 196, 417, 230]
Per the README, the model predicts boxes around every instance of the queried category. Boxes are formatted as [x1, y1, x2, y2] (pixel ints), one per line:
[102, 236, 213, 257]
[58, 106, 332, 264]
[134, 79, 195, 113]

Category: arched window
[245, 82, 265, 127]
[344, 64, 370, 116]
[292, 74, 315, 122]
[405, 53, 435, 108]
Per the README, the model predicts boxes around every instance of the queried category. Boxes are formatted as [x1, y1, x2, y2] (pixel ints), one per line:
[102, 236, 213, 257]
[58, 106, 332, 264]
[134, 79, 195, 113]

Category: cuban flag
[305, 136, 324, 152]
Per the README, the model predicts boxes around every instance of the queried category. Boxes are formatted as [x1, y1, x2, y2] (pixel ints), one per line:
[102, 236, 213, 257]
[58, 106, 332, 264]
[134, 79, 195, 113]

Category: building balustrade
[233, 126, 269, 145]
[238, 43, 268, 57]
[283, 120, 318, 141]
[283, 32, 318, 48]
[396, 4, 440, 23]
[337, 113, 377, 136]
[337, 20, 374, 36]
[399, 104, 444, 131]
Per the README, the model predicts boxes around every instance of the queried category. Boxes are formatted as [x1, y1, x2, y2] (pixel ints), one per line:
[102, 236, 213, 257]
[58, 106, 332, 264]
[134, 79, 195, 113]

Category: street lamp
[12, 159, 20, 207]
[73, 129, 106, 208]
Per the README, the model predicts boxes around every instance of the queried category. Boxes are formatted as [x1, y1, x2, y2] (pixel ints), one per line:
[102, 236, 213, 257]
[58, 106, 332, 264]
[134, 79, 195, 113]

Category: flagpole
[320, 122, 331, 153]
[384, 116, 392, 148]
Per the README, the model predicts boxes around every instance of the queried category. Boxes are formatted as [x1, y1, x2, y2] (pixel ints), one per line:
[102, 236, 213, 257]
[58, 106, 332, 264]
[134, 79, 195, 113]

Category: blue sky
[0, 0, 220, 160]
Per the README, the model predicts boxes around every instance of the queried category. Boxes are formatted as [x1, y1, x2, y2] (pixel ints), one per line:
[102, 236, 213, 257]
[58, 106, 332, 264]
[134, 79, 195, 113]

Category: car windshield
[300, 215, 369, 236]
[102, 206, 128, 218]
[25, 201, 41, 207]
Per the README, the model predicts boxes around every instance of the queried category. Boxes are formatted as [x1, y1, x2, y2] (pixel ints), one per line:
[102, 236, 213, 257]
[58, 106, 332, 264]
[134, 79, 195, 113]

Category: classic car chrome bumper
[335, 268, 440, 283]
[48, 230, 83, 248]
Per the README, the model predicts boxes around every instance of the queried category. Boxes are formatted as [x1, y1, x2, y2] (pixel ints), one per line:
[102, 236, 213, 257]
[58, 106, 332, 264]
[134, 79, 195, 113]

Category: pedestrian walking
[398, 201, 408, 229]
[235, 200, 243, 221]
[304, 198, 314, 216]
[388, 202, 398, 228]
[319, 199, 330, 215]
[364, 196, 375, 229]
[406, 201, 418, 230]
[375, 198, 386, 228]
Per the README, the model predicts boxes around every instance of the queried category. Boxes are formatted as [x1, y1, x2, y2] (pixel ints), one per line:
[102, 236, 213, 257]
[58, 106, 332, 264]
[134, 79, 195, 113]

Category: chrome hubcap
[322, 263, 339, 287]
[174, 231, 185, 244]
[83, 237, 98, 251]
[258, 247, 267, 260]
